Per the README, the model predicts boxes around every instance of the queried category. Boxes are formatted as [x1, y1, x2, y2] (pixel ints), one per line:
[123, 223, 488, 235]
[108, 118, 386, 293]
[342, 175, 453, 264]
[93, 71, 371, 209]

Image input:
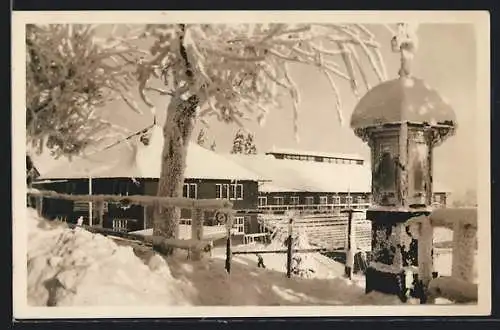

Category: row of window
[274, 153, 364, 165]
[215, 183, 244, 200]
[258, 195, 367, 206]
[84, 182, 244, 200]
[184, 183, 245, 200]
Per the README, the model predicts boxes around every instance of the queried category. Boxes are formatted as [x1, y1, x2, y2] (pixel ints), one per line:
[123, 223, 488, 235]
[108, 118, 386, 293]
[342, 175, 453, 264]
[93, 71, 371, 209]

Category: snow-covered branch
[26, 24, 144, 158]
[136, 23, 388, 139]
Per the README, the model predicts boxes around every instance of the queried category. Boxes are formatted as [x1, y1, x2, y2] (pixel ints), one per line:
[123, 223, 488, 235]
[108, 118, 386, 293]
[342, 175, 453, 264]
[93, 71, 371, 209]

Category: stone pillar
[451, 222, 476, 283]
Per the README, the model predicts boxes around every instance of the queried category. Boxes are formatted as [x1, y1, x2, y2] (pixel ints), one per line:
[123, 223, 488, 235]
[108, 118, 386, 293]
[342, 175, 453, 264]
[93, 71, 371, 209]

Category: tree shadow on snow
[164, 254, 390, 306]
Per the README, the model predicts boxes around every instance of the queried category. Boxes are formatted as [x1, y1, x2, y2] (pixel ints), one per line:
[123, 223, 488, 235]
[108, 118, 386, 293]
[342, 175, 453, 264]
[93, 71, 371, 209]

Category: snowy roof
[266, 147, 364, 161]
[226, 154, 372, 193]
[351, 77, 456, 130]
[227, 154, 451, 194]
[38, 125, 262, 181]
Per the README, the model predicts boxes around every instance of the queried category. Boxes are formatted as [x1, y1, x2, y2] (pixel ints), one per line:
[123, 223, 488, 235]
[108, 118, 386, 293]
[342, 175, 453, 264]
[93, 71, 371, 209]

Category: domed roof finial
[391, 23, 419, 78]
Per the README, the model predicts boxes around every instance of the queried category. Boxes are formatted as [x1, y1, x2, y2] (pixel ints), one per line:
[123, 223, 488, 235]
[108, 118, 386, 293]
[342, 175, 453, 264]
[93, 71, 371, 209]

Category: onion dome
[350, 76, 456, 145]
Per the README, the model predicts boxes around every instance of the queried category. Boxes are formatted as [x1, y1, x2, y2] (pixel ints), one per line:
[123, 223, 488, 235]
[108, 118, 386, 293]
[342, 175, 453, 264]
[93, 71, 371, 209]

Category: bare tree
[132, 23, 388, 250]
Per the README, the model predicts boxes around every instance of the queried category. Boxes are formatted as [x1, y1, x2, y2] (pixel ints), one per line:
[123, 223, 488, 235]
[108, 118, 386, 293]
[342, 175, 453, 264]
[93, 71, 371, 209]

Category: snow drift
[27, 208, 192, 306]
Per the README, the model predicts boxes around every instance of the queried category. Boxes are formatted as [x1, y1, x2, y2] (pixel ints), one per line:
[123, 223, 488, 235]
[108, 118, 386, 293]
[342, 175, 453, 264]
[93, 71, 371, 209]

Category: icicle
[347, 43, 371, 92]
[324, 71, 344, 127]
[121, 93, 144, 115]
[150, 106, 157, 125]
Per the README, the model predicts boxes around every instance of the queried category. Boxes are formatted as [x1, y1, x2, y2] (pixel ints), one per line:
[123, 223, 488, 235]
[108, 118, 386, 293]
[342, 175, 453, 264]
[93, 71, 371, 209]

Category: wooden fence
[257, 213, 372, 252]
[227, 209, 368, 279]
[28, 188, 235, 261]
[408, 207, 478, 303]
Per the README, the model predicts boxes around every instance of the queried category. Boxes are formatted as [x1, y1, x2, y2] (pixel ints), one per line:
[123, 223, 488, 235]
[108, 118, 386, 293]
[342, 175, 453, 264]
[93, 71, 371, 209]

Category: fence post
[345, 209, 354, 280]
[417, 218, 434, 303]
[96, 201, 105, 227]
[225, 212, 233, 274]
[191, 208, 204, 261]
[286, 217, 293, 278]
[451, 222, 476, 283]
[35, 196, 43, 217]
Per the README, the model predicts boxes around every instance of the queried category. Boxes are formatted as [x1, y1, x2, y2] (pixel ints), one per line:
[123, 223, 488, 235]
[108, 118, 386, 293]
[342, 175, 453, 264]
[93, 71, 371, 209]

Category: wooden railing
[258, 213, 372, 252]
[28, 188, 235, 261]
[258, 203, 371, 213]
[408, 207, 478, 303]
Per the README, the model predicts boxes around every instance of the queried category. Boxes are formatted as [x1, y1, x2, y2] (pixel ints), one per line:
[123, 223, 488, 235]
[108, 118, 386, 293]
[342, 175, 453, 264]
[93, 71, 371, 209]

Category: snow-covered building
[31, 125, 450, 242]
[226, 148, 450, 214]
[32, 125, 263, 239]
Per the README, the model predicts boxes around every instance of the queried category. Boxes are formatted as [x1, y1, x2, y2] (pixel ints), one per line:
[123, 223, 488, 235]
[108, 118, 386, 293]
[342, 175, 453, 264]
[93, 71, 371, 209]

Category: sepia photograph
[12, 11, 491, 319]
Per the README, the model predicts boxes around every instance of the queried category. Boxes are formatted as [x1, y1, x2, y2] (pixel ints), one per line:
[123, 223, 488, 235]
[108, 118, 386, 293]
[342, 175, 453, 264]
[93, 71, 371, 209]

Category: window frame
[183, 183, 198, 199]
[274, 196, 284, 205]
[112, 219, 128, 232]
[233, 216, 245, 234]
[290, 196, 300, 205]
[216, 183, 243, 200]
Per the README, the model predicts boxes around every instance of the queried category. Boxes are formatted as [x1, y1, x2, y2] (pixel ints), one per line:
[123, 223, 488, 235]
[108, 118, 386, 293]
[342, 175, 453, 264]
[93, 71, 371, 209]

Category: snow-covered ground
[26, 209, 404, 306]
[27, 209, 474, 307]
[27, 209, 193, 306]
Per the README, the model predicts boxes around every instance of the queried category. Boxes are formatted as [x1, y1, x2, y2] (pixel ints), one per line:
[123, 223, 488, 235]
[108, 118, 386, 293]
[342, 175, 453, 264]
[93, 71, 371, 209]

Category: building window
[274, 196, 284, 205]
[305, 196, 314, 205]
[112, 219, 128, 232]
[290, 196, 300, 205]
[180, 218, 192, 225]
[433, 194, 442, 204]
[332, 195, 341, 205]
[357, 196, 365, 204]
[346, 196, 353, 205]
[233, 216, 245, 234]
[216, 183, 243, 200]
[319, 196, 328, 205]
[183, 183, 198, 199]
[258, 196, 267, 207]
[230, 183, 244, 200]
[216, 184, 228, 199]
[356, 160, 364, 165]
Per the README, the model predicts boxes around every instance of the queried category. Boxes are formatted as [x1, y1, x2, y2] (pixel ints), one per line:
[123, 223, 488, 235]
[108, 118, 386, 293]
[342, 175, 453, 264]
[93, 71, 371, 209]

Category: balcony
[258, 203, 371, 214]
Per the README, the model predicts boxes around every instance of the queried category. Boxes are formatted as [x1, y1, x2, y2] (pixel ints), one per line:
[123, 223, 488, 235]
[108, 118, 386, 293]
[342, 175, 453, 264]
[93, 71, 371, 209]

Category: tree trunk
[153, 92, 198, 255]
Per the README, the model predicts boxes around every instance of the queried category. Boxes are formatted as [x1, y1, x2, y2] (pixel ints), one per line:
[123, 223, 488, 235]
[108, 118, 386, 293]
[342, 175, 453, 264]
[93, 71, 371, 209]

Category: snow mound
[27, 208, 192, 306]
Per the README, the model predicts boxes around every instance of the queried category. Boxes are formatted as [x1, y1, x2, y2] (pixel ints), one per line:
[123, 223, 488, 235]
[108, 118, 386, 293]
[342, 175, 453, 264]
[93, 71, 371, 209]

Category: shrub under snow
[27, 208, 193, 306]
